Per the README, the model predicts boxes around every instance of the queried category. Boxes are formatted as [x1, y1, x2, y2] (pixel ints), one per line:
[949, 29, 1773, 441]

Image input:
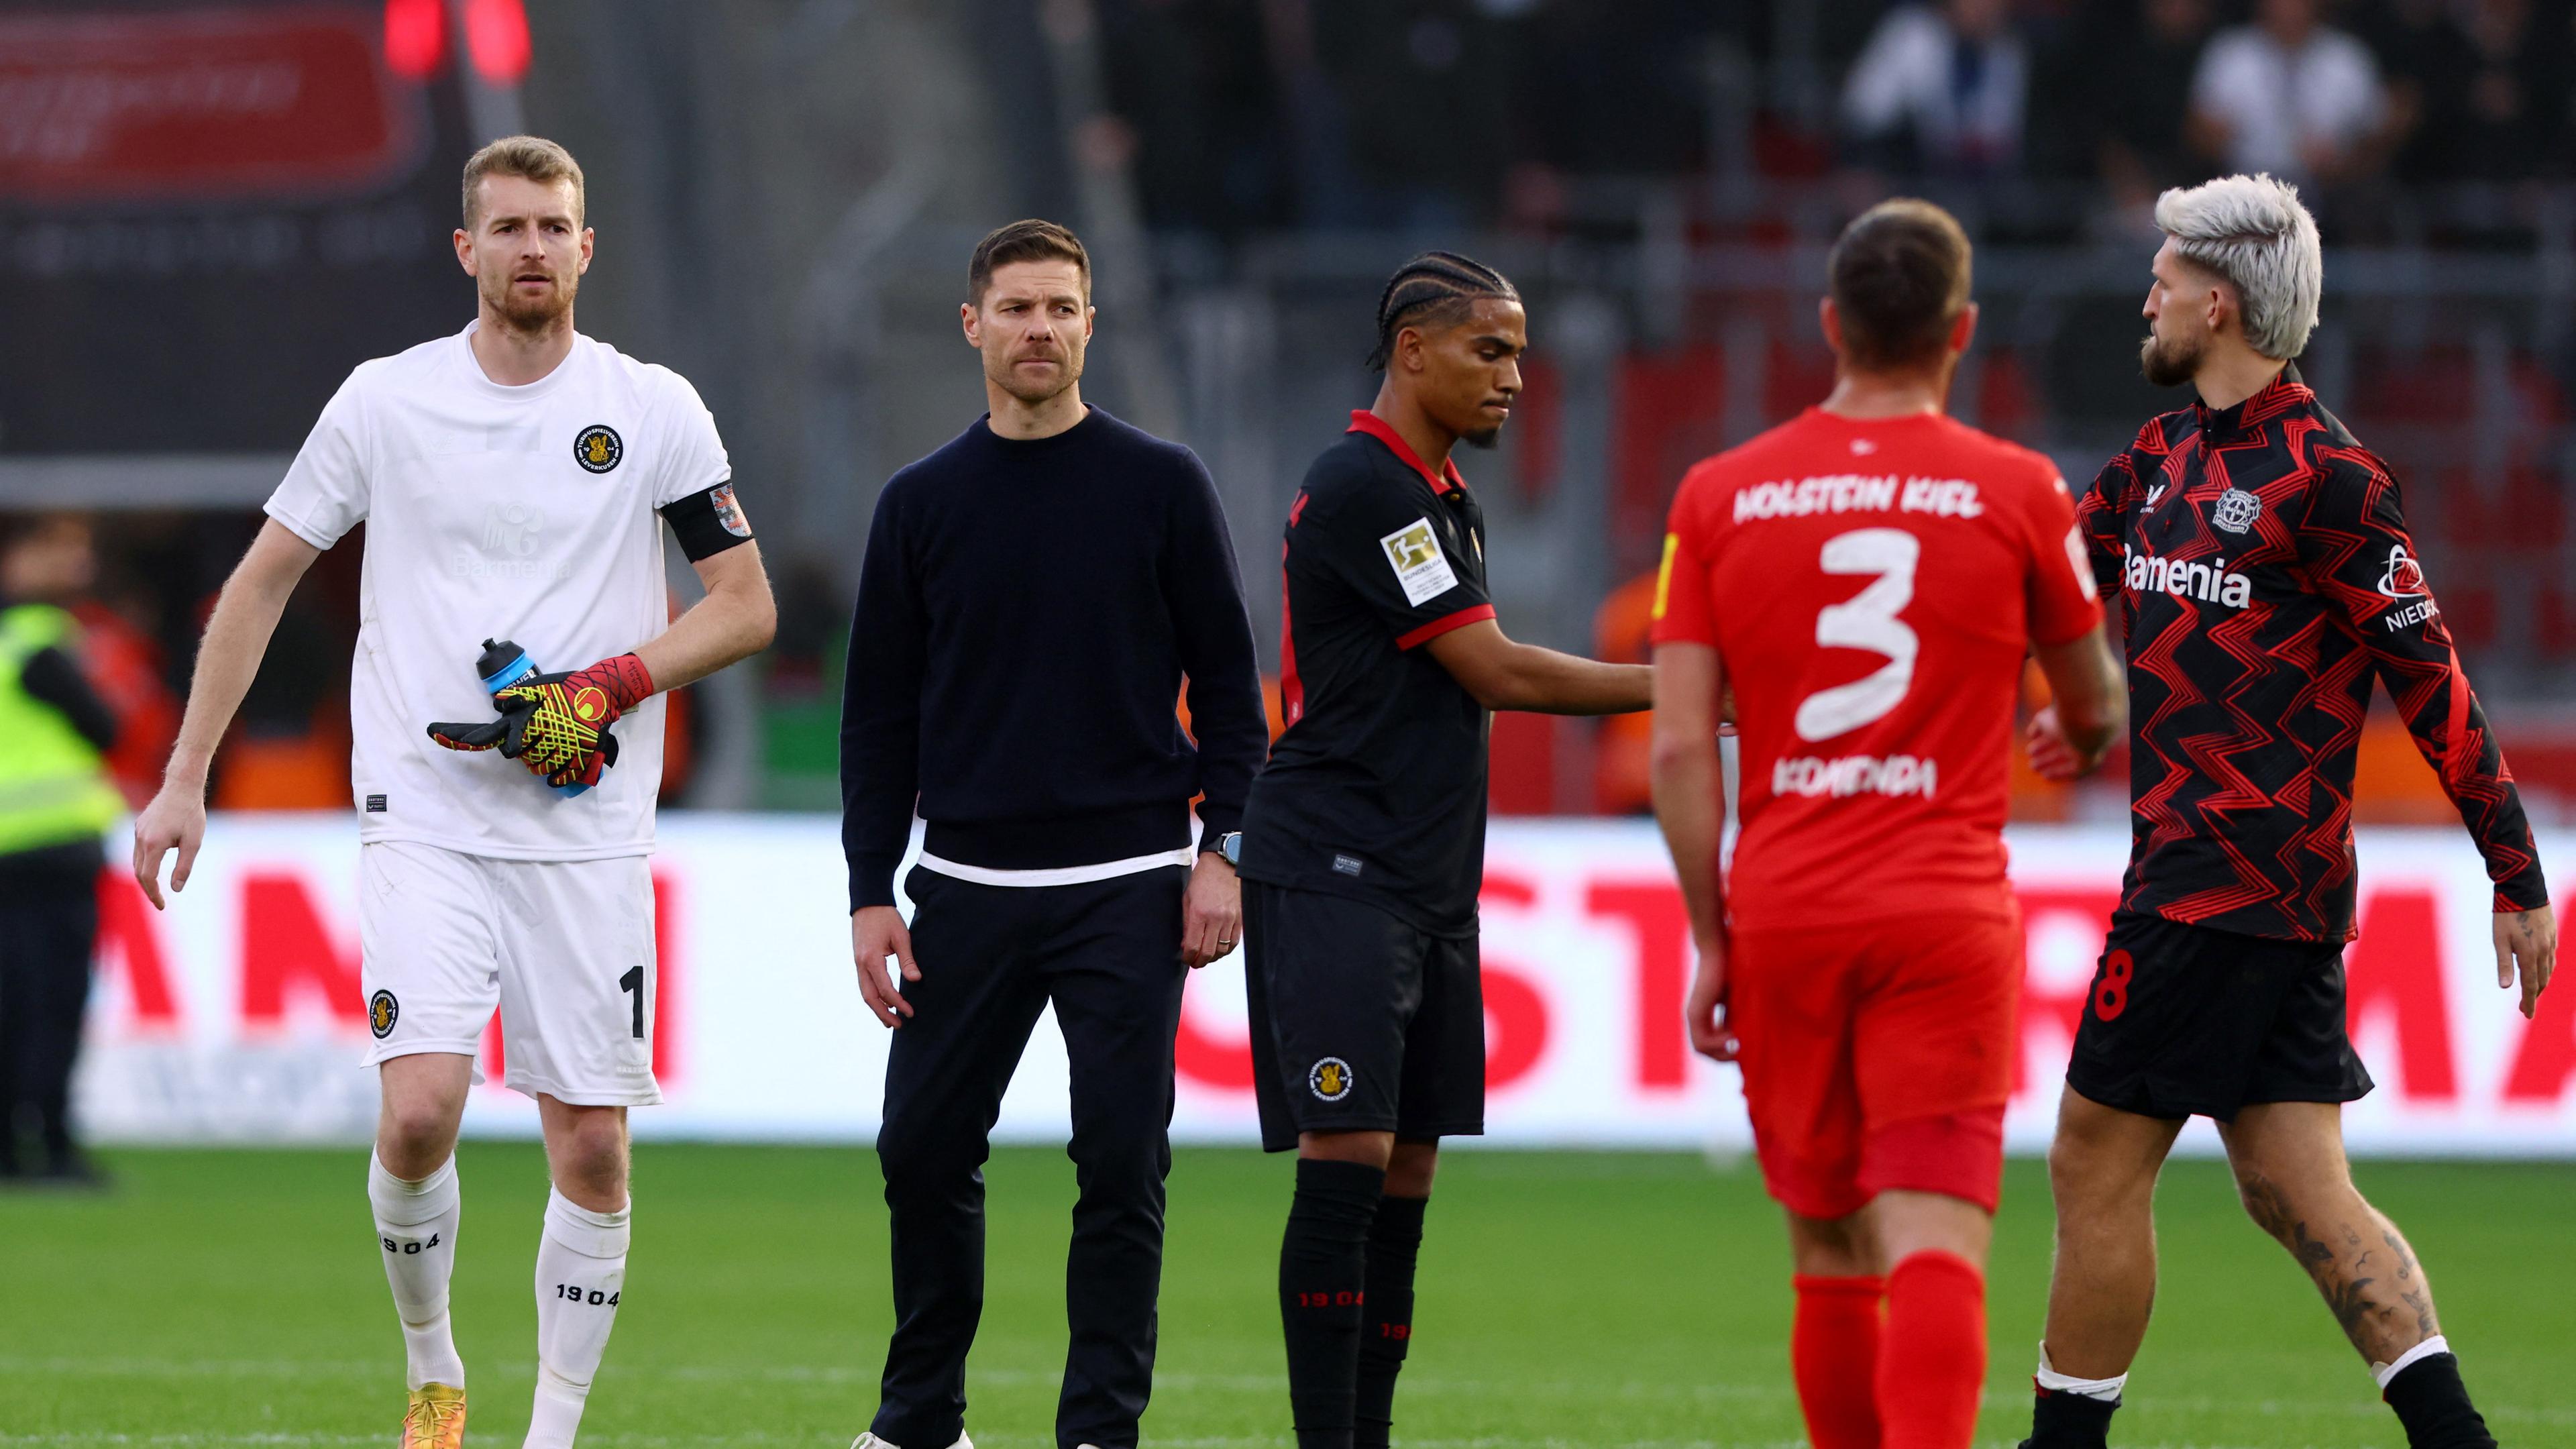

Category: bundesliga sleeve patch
[1379, 518, 1459, 606]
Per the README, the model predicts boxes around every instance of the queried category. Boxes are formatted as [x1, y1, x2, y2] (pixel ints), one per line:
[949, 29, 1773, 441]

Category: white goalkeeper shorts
[356, 841, 663, 1107]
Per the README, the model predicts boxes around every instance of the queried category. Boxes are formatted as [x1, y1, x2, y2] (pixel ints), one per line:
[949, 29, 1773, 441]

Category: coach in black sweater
[839, 221, 1269, 1449]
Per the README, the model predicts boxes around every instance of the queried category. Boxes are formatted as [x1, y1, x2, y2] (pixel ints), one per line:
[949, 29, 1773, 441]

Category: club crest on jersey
[2377, 545, 2428, 598]
[1309, 1057, 1354, 1103]
[369, 990, 399, 1040]
[574, 424, 624, 474]
[2210, 486, 2261, 533]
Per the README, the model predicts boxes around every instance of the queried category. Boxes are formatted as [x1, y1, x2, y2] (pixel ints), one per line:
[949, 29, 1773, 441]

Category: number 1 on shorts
[619, 965, 644, 1040]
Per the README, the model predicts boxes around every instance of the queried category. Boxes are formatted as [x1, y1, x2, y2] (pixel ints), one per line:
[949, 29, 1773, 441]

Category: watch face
[1221, 833, 1243, 865]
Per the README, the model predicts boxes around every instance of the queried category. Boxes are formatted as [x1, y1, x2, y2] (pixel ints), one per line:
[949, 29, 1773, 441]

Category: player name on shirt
[1771, 752, 1939, 800]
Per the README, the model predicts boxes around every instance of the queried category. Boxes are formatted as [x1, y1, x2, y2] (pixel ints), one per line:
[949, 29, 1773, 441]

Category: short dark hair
[1827, 199, 1973, 372]
[968, 219, 1091, 304]
[1366, 251, 1519, 372]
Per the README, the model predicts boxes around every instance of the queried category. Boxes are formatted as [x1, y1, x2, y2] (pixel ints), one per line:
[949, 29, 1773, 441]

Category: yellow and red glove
[427, 654, 653, 788]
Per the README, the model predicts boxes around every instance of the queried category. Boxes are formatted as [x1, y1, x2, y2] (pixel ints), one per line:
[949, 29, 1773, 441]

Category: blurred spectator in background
[1099, 0, 1290, 237]
[0, 515, 120, 1186]
[2189, 0, 2394, 187]
[1312, 0, 1510, 227]
[2093, 0, 2221, 207]
[2439, 0, 2569, 182]
[1841, 0, 2030, 178]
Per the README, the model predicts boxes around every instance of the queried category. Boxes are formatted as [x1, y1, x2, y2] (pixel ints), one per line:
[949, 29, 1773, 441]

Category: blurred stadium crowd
[9, 0, 2576, 822]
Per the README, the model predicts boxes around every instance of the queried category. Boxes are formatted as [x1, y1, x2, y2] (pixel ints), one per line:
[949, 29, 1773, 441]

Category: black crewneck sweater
[839, 407, 1269, 910]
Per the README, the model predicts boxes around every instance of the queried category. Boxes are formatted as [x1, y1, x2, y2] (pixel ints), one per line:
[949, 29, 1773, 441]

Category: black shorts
[1243, 880, 1486, 1154]
[2066, 910, 2373, 1122]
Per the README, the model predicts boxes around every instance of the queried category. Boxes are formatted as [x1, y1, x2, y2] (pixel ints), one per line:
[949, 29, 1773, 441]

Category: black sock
[2385, 1352, 2496, 1449]
[1280, 1159, 1385, 1449]
[1353, 1193, 1427, 1449]
[2024, 1386, 2120, 1449]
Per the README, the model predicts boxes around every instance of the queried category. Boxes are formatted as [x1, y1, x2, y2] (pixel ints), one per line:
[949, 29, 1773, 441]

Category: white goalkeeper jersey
[264, 322, 731, 861]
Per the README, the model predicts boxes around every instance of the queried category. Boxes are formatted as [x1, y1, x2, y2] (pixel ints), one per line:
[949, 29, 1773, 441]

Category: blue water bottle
[476, 637, 590, 798]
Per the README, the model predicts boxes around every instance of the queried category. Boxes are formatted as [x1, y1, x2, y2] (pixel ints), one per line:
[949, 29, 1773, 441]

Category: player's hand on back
[853, 905, 921, 1028]
[1181, 853, 1241, 969]
[2495, 904, 2557, 1019]
[1686, 931, 1738, 1063]
[2024, 705, 2092, 783]
[131, 779, 207, 911]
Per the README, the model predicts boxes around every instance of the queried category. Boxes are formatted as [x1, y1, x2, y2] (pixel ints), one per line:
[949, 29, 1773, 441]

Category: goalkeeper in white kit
[131, 136, 775, 1448]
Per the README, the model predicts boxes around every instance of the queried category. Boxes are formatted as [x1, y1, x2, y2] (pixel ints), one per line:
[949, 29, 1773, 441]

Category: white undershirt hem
[915, 845, 1197, 888]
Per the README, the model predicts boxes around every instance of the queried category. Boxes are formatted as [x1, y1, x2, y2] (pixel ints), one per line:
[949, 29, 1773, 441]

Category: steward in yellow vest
[0, 514, 121, 1185]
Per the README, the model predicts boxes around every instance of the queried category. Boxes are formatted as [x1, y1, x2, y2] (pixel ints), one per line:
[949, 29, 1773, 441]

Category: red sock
[1876, 1251, 1986, 1449]
[1792, 1274, 1886, 1449]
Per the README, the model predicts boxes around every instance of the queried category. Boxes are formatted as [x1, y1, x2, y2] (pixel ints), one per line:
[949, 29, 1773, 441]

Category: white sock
[525, 1188, 631, 1449]
[2035, 1342, 2127, 1403]
[2373, 1334, 2451, 1390]
[368, 1151, 465, 1392]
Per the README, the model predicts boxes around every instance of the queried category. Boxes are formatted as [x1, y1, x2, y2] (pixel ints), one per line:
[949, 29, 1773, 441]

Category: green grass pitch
[3, 1146, 2571, 1448]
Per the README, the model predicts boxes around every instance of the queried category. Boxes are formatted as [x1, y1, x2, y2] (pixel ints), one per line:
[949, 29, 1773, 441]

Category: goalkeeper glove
[427, 653, 653, 787]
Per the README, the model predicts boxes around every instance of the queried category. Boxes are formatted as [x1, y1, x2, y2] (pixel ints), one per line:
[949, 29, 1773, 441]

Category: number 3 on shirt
[1793, 528, 1919, 742]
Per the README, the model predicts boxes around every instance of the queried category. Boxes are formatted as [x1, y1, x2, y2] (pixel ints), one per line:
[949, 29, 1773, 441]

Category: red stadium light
[464, 0, 531, 85]
[382, 0, 445, 80]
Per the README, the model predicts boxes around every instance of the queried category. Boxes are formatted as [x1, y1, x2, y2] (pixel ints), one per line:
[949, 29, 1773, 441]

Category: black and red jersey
[1237, 412, 1495, 935]
[2078, 365, 2547, 942]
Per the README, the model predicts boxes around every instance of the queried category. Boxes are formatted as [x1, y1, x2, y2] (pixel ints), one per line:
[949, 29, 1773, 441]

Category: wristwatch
[1216, 831, 1243, 866]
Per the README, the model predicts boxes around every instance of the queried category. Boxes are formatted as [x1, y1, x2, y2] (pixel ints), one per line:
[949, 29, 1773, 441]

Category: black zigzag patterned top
[2077, 364, 2548, 943]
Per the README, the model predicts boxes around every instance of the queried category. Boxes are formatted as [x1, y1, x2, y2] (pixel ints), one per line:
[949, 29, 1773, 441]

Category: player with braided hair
[1360, 251, 1520, 373]
[1237, 252, 1649, 1449]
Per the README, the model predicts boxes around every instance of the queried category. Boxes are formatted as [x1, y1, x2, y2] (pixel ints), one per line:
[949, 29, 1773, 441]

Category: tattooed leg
[2221, 1104, 2442, 1366]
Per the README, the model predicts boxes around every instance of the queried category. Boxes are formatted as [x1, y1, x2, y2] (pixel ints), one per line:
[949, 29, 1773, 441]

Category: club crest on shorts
[574, 424, 624, 474]
[1309, 1057, 1354, 1102]
[368, 990, 400, 1040]
[2210, 486, 2261, 534]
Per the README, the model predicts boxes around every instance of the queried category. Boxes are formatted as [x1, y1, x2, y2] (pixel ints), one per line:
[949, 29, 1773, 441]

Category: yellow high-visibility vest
[0, 604, 122, 856]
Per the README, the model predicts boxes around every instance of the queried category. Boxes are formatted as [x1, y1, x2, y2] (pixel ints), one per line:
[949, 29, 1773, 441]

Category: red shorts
[1729, 909, 2022, 1221]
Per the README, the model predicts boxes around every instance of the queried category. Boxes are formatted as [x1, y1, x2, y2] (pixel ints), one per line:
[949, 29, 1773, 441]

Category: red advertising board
[0, 6, 421, 201]
[76, 817, 2576, 1155]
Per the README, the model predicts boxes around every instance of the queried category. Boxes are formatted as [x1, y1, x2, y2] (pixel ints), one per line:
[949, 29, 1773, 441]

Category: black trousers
[872, 863, 1189, 1449]
[0, 852, 100, 1171]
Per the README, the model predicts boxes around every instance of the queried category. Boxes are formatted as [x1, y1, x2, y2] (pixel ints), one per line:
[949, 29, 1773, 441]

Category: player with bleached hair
[2020, 172, 2554, 1449]
[131, 137, 775, 1449]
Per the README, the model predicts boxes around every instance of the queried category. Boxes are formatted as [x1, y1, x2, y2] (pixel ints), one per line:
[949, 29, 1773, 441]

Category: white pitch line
[5, 1354, 2568, 1433]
